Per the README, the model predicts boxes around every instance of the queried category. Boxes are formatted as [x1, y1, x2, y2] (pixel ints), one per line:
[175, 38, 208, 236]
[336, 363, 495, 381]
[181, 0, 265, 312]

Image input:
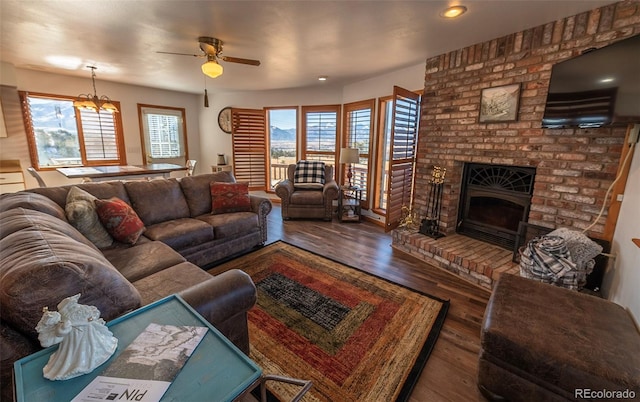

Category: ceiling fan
[158, 36, 261, 78]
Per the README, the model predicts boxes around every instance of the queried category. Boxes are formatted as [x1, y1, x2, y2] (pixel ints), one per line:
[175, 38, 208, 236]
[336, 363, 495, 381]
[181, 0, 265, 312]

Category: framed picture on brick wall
[479, 83, 521, 123]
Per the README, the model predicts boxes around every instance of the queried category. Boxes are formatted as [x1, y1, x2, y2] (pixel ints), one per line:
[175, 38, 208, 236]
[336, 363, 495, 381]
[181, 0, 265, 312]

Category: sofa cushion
[95, 197, 146, 244]
[65, 187, 113, 248]
[29, 181, 131, 209]
[125, 179, 190, 226]
[102, 241, 186, 282]
[132, 262, 213, 305]
[0, 228, 142, 342]
[198, 212, 259, 239]
[210, 182, 251, 214]
[294, 160, 325, 188]
[180, 171, 236, 217]
[0, 192, 66, 220]
[143, 218, 214, 250]
[0, 208, 99, 252]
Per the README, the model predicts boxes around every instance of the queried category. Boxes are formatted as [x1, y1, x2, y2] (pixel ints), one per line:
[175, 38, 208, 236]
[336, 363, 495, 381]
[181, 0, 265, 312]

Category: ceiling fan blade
[220, 56, 261, 66]
[157, 51, 203, 58]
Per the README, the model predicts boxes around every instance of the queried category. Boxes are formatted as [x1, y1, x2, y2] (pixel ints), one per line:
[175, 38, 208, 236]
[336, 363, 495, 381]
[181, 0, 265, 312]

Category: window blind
[79, 109, 120, 161]
[232, 108, 267, 190]
[385, 86, 420, 231]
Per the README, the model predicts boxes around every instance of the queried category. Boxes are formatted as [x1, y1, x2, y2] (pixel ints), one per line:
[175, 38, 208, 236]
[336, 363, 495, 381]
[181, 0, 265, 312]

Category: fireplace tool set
[420, 166, 446, 238]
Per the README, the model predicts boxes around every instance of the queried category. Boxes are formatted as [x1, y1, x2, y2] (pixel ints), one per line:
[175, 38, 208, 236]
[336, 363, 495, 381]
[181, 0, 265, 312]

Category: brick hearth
[392, 230, 519, 289]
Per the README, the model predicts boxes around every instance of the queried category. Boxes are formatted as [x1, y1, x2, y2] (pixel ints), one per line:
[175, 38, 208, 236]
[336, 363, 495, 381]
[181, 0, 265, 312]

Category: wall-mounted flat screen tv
[542, 34, 640, 128]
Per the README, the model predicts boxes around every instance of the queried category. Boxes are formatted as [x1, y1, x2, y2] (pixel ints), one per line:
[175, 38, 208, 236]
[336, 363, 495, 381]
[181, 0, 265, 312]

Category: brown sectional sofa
[0, 171, 272, 401]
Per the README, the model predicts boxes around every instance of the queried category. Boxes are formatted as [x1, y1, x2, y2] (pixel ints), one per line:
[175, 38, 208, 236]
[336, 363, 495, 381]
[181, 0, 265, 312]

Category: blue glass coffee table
[14, 295, 262, 402]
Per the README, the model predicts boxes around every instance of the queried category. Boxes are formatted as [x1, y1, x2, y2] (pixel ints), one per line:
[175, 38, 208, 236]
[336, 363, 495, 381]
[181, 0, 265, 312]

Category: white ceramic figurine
[35, 294, 118, 380]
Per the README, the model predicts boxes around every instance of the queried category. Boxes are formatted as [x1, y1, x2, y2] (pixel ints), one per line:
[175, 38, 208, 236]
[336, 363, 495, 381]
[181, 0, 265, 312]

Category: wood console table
[56, 163, 187, 182]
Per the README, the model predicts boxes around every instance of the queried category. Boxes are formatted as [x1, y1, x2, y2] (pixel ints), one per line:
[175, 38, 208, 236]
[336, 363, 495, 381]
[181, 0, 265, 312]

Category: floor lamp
[340, 147, 360, 188]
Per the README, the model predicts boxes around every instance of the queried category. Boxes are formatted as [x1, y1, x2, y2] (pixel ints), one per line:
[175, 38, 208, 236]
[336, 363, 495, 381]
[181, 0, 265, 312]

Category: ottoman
[478, 274, 640, 401]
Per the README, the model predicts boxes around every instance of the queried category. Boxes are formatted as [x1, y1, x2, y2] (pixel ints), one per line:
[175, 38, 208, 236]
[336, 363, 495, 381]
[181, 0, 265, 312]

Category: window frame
[373, 95, 393, 215]
[137, 104, 188, 164]
[342, 98, 375, 209]
[301, 104, 341, 165]
[266, 106, 298, 191]
[20, 91, 126, 170]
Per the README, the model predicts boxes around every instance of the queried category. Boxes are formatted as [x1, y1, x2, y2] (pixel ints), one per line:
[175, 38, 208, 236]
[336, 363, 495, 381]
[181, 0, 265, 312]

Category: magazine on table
[71, 323, 207, 402]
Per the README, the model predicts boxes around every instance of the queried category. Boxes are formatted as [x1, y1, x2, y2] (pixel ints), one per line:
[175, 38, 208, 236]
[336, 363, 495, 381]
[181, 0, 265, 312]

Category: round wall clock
[218, 107, 232, 134]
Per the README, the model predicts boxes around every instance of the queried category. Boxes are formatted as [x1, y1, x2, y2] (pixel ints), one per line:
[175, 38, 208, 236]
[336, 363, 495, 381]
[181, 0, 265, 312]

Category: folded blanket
[548, 227, 602, 273]
[519, 235, 585, 290]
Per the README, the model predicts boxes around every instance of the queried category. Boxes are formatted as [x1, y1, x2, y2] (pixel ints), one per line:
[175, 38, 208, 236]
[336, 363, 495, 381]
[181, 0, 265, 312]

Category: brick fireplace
[457, 162, 536, 250]
[392, 1, 638, 288]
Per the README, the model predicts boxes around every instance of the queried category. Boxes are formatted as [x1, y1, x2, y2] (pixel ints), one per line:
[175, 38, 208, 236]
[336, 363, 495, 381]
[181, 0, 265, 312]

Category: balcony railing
[270, 163, 289, 187]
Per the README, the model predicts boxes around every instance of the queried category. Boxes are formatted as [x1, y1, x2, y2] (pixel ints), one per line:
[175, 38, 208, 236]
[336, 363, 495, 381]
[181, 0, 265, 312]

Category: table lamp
[340, 147, 360, 187]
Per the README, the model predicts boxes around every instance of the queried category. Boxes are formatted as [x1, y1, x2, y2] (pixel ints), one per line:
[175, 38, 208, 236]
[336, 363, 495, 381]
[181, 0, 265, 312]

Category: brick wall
[414, 1, 640, 240]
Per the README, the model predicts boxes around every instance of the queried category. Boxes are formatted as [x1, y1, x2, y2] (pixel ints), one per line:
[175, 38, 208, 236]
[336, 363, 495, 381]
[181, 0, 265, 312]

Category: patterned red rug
[211, 241, 449, 401]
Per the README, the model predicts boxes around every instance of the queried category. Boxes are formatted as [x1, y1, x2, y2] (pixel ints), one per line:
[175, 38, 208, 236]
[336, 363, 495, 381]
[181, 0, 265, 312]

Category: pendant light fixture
[73, 66, 118, 113]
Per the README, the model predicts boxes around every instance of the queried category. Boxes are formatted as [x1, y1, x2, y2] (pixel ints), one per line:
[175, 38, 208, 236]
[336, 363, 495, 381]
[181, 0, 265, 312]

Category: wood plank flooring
[265, 206, 490, 402]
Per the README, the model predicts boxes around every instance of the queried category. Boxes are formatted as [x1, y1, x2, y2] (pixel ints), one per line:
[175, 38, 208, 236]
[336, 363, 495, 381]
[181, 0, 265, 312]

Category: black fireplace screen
[457, 163, 536, 250]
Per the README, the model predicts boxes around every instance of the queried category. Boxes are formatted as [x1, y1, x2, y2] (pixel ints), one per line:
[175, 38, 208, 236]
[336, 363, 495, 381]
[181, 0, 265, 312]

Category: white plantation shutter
[142, 111, 182, 158]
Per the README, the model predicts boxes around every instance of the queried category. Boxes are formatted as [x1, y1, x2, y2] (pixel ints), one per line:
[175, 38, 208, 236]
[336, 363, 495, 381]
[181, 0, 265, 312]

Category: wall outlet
[629, 123, 640, 144]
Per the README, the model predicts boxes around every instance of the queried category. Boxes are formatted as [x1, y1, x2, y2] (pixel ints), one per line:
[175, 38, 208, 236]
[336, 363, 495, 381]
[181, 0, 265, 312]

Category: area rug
[210, 241, 449, 402]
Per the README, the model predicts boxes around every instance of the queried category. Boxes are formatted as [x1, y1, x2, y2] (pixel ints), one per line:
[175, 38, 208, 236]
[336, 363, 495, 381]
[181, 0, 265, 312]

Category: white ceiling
[1, 1, 614, 94]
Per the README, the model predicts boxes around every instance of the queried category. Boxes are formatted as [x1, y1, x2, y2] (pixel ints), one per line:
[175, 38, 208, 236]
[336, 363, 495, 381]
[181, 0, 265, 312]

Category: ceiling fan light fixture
[202, 59, 223, 78]
[441, 5, 467, 18]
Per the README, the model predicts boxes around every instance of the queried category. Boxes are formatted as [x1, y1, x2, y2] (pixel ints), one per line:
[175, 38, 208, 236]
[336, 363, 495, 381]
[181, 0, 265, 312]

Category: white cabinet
[0, 160, 25, 194]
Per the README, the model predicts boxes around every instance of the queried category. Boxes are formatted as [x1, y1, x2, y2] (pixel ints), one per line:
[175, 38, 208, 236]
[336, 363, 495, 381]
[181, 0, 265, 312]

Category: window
[374, 96, 394, 212]
[266, 107, 297, 189]
[20, 92, 125, 169]
[343, 99, 374, 206]
[301, 105, 340, 164]
[138, 104, 187, 165]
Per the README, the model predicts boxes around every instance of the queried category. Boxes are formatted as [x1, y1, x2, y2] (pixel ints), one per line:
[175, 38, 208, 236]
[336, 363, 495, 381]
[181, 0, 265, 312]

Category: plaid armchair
[275, 162, 339, 221]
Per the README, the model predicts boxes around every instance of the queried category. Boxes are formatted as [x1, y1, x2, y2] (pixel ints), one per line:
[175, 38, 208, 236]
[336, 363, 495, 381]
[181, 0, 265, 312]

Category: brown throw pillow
[95, 197, 145, 244]
[210, 182, 251, 214]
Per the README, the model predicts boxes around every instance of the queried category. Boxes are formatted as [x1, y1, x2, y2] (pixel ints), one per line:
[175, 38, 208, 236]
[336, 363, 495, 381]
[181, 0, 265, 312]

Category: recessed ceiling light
[599, 77, 615, 84]
[318, 76, 328, 81]
[441, 5, 467, 19]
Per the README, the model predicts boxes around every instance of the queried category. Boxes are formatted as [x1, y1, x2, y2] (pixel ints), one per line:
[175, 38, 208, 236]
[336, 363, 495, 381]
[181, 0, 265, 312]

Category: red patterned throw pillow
[95, 197, 145, 244]
[210, 182, 251, 214]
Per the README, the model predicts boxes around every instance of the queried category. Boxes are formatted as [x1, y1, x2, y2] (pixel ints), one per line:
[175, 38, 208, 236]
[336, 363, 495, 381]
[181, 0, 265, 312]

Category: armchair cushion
[294, 161, 325, 189]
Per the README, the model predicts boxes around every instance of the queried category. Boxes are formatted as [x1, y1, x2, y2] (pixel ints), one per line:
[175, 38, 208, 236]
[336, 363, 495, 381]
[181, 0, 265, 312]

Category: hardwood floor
[265, 205, 491, 401]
